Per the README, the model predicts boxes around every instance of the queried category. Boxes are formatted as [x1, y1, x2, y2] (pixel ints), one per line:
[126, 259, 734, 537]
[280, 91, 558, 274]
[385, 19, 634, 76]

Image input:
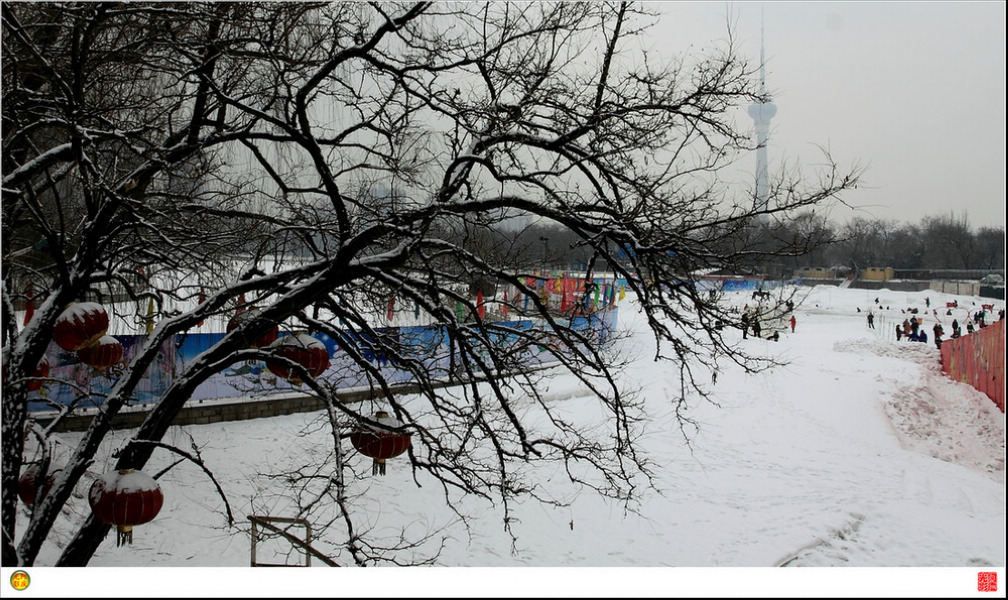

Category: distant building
[860, 267, 894, 282]
[793, 267, 843, 280]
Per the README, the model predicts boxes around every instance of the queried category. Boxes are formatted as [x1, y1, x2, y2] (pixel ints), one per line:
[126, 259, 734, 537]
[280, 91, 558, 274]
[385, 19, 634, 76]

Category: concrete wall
[847, 280, 932, 292]
[37, 381, 432, 433]
[929, 280, 981, 296]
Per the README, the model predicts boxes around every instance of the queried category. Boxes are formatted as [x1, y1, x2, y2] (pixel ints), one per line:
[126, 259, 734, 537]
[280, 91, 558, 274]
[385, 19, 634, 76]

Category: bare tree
[920, 213, 977, 270]
[974, 227, 1006, 271]
[832, 216, 892, 276]
[2, 1, 860, 566]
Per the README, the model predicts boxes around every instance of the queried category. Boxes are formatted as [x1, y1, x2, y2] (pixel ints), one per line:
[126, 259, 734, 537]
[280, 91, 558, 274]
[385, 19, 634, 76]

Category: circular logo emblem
[10, 570, 30, 591]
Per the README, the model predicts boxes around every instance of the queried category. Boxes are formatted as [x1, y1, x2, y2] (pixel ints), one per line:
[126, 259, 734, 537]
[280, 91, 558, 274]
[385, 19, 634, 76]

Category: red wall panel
[940, 319, 1005, 412]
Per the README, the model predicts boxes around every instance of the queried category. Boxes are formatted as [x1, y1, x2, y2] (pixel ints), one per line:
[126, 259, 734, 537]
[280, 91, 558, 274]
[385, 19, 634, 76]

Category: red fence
[939, 319, 1005, 412]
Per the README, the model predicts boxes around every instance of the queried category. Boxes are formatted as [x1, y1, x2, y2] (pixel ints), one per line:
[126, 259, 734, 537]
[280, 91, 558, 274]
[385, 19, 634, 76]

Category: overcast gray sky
[650, 1, 1006, 230]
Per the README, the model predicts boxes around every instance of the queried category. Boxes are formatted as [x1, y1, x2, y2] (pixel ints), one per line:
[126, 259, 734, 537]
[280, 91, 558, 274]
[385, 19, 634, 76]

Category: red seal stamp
[978, 572, 997, 592]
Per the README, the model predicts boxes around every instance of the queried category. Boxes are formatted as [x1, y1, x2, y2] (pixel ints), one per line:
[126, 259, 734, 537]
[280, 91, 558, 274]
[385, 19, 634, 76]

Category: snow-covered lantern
[76, 335, 123, 371]
[226, 308, 279, 349]
[350, 411, 412, 475]
[89, 469, 164, 547]
[27, 356, 50, 392]
[52, 302, 109, 351]
[265, 334, 330, 384]
[18, 465, 60, 506]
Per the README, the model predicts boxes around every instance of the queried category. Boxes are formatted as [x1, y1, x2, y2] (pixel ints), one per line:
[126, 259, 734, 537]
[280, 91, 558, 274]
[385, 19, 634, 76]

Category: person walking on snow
[789, 315, 796, 332]
[867, 310, 875, 329]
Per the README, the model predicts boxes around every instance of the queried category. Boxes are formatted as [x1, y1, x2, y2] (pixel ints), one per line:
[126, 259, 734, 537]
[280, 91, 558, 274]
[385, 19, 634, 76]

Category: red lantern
[18, 465, 60, 506]
[76, 335, 123, 370]
[265, 334, 330, 384]
[28, 356, 50, 392]
[53, 302, 109, 351]
[226, 308, 279, 348]
[350, 411, 412, 475]
[89, 469, 164, 547]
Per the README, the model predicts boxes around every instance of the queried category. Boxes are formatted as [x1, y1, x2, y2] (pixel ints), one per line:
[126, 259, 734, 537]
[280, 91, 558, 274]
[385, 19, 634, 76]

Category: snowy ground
[6, 285, 1005, 597]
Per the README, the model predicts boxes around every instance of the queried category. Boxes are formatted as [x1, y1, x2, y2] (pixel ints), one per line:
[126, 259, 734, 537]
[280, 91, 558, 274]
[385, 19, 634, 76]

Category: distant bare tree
[833, 217, 890, 275]
[881, 223, 925, 270]
[973, 227, 1006, 271]
[920, 213, 976, 270]
[3, 1, 859, 566]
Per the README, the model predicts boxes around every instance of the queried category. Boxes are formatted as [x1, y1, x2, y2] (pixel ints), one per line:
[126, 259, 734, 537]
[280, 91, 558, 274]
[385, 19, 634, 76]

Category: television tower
[747, 16, 776, 213]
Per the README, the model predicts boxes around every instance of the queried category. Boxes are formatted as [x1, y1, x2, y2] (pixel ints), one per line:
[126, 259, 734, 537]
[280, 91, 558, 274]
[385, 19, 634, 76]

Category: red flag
[387, 295, 395, 321]
[477, 289, 485, 319]
[24, 285, 34, 326]
[501, 288, 509, 319]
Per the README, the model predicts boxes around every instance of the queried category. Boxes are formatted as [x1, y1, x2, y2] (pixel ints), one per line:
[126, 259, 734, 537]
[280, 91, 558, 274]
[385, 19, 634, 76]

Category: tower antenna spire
[759, 8, 767, 95]
[747, 8, 776, 213]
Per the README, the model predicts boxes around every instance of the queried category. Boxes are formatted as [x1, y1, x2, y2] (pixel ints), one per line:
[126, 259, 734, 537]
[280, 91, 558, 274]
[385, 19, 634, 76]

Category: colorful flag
[477, 289, 485, 319]
[387, 295, 395, 321]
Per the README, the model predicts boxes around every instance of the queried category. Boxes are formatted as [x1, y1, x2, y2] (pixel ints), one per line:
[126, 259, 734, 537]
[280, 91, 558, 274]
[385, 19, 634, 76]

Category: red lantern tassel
[118, 525, 133, 547]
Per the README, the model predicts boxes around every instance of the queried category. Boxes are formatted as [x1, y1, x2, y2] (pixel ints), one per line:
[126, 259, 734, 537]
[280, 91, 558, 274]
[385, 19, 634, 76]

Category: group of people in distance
[739, 298, 795, 342]
[895, 315, 929, 344]
[892, 301, 1005, 349]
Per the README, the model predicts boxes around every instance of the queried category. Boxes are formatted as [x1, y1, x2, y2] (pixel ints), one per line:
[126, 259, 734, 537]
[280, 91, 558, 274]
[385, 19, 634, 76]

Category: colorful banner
[27, 310, 619, 413]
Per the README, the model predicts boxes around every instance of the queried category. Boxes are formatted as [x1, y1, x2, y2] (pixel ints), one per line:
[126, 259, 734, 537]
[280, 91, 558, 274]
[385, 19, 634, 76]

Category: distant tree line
[823, 213, 1004, 273]
[508, 212, 1005, 277]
